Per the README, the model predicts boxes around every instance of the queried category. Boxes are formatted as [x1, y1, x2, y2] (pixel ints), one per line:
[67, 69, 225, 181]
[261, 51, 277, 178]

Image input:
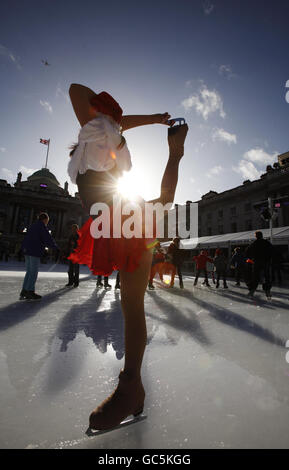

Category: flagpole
[45, 139, 50, 168]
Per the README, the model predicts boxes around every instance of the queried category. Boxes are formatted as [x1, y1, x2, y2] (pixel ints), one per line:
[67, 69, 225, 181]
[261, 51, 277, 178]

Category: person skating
[202, 250, 215, 285]
[66, 224, 80, 287]
[213, 249, 228, 288]
[20, 212, 59, 300]
[167, 237, 184, 288]
[67, 83, 188, 430]
[230, 247, 245, 286]
[193, 250, 213, 287]
[245, 231, 273, 298]
[96, 275, 111, 288]
[148, 243, 165, 289]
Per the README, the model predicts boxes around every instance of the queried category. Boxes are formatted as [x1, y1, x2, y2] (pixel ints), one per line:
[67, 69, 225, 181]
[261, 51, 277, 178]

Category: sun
[117, 171, 143, 201]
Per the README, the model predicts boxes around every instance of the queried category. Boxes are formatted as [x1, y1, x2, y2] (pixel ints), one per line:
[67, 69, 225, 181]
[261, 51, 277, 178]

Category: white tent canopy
[161, 226, 289, 250]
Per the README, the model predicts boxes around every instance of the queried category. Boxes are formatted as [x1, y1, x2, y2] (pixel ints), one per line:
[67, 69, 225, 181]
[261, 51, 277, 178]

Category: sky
[0, 0, 289, 204]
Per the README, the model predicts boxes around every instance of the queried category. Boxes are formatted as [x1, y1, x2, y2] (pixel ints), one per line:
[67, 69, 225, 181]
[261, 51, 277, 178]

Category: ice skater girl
[67, 83, 188, 430]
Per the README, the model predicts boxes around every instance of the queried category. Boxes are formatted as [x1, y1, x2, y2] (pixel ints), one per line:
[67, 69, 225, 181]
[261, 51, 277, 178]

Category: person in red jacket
[193, 250, 213, 287]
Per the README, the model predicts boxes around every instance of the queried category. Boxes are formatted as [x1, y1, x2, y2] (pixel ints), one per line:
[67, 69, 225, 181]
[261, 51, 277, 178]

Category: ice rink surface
[0, 262, 289, 449]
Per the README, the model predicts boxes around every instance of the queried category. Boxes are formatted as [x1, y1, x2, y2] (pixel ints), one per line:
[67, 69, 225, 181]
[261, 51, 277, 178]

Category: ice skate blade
[85, 414, 147, 437]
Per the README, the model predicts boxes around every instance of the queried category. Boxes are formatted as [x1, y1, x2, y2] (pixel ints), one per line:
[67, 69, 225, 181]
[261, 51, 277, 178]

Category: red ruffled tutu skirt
[69, 216, 157, 276]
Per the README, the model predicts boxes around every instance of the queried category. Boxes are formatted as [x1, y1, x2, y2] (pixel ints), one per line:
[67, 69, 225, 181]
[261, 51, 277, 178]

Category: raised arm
[148, 124, 188, 206]
[121, 113, 172, 131]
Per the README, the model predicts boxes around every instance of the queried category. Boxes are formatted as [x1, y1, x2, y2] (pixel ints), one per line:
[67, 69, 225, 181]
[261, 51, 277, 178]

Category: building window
[230, 207, 237, 216]
[0, 213, 5, 232]
[218, 225, 224, 234]
[244, 203, 251, 212]
[245, 220, 252, 230]
[218, 210, 223, 218]
[231, 222, 237, 233]
[207, 213, 212, 220]
[207, 227, 212, 236]
[17, 207, 31, 233]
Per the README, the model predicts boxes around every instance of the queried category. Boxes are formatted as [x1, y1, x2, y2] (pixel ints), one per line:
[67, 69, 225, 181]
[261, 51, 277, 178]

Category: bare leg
[89, 249, 152, 430]
[149, 124, 188, 206]
[120, 249, 153, 376]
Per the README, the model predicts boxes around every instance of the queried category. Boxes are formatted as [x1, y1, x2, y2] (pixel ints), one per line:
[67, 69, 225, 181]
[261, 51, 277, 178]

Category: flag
[40, 138, 49, 145]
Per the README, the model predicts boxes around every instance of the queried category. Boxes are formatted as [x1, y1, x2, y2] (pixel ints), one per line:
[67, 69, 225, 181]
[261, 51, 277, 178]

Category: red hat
[69, 84, 123, 127]
[90, 91, 123, 124]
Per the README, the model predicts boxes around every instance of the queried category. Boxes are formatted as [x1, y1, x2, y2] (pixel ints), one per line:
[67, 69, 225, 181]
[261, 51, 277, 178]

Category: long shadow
[55, 289, 125, 356]
[229, 283, 289, 300]
[49, 285, 206, 393]
[269, 290, 289, 300]
[46, 289, 128, 393]
[146, 291, 211, 346]
[0, 275, 92, 331]
[203, 282, 289, 310]
[195, 286, 274, 309]
[220, 288, 289, 310]
[164, 288, 286, 348]
[165, 278, 289, 310]
[199, 286, 289, 310]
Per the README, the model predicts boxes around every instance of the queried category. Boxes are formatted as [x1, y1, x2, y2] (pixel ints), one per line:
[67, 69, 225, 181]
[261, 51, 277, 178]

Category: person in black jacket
[66, 224, 80, 287]
[245, 231, 273, 298]
[214, 249, 228, 289]
[167, 237, 184, 288]
[20, 212, 59, 299]
[231, 247, 246, 286]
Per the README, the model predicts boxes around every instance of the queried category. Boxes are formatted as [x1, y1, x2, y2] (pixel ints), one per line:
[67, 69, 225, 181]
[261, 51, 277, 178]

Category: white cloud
[233, 160, 261, 181]
[233, 147, 279, 181]
[40, 100, 53, 113]
[206, 165, 223, 178]
[0, 165, 38, 183]
[0, 147, 6, 152]
[218, 64, 236, 80]
[182, 85, 225, 120]
[202, 0, 214, 15]
[194, 142, 206, 153]
[0, 168, 14, 182]
[19, 165, 37, 177]
[212, 128, 237, 145]
[243, 148, 278, 165]
[56, 85, 69, 102]
[0, 44, 21, 70]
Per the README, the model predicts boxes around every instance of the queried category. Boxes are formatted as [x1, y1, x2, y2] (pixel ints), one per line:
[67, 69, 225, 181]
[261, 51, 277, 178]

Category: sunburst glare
[117, 170, 146, 201]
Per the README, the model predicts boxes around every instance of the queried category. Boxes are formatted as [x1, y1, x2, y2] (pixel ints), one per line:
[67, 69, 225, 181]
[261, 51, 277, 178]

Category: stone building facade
[196, 161, 289, 237]
[0, 168, 87, 257]
[169, 155, 289, 239]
